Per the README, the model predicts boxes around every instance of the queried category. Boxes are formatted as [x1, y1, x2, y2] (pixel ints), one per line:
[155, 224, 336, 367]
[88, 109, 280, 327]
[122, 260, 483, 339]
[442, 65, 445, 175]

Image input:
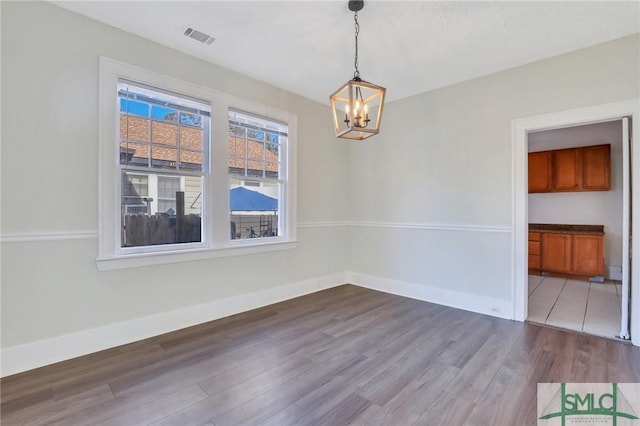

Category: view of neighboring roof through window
[117, 80, 211, 249]
[98, 59, 297, 268]
[228, 109, 288, 241]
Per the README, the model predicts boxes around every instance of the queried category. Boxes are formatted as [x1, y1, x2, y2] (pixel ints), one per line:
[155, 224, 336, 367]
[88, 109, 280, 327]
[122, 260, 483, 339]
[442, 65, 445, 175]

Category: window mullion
[147, 112, 152, 168]
[244, 128, 248, 177]
[262, 139, 266, 179]
[177, 119, 181, 172]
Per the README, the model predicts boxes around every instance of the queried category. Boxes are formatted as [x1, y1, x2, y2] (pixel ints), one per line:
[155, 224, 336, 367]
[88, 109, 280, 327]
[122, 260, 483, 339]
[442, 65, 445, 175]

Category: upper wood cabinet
[528, 152, 552, 193]
[553, 148, 580, 191]
[528, 144, 611, 193]
[582, 144, 611, 190]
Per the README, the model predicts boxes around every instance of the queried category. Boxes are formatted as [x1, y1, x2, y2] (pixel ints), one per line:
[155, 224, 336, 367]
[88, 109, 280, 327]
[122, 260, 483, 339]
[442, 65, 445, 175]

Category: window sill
[96, 240, 297, 271]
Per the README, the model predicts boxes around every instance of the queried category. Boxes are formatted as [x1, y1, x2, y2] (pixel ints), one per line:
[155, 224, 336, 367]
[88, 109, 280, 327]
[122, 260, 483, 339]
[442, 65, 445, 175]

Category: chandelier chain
[353, 11, 360, 79]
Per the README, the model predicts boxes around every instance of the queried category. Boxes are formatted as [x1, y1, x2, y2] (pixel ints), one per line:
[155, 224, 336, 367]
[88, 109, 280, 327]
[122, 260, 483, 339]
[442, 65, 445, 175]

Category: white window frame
[227, 108, 288, 243]
[98, 57, 297, 271]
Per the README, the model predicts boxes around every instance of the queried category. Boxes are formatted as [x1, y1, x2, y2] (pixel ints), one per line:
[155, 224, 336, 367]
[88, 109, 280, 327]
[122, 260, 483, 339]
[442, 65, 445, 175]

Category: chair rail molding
[1, 231, 99, 243]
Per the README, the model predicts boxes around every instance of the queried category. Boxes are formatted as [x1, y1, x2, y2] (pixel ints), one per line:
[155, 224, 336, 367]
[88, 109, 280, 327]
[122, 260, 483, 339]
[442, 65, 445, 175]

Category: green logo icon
[539, 383, 638, 426]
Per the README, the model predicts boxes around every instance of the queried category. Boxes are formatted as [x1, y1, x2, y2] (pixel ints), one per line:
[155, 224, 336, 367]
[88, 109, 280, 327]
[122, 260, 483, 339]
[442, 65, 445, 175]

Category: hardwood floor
[2, 285, 639, 425]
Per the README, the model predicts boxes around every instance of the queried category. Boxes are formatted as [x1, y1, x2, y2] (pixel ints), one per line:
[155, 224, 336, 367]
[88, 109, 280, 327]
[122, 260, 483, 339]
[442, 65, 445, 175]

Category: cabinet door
[528, 255, 541, 270]
[553, 148, 580, 191]
[572, 234, 604, 275]
[528, 151, 552, 193]
[541, 233, 572, 273]
[581, 144, 611, 190]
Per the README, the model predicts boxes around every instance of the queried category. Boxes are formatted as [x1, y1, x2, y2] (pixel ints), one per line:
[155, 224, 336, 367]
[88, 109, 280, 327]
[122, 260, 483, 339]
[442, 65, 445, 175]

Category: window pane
[266, 132, 279, 144]
[180, 150, 203, 171]
[180, 111, 202, 127]
[229, 156, 246, 175]
[265, 162, 279, 179]
[248, 141, 265, 160]
[266, 142, 279, 156]
[120, 142, 150, 167]
[230, 180, 279, 240]
[151, 146, 177, 169]
[230, 125, 245, 137]
[247, 128, 264, 141]
[228, 109, 286, 180]
[121, 172, 202, 247]
[228, 136, 244, 157]
[152, 106, 178, 122]
[118, 80, 209, 175]
[180, 127, 204, 152]
[247, 161, 264, 177]
[120, 99, 149, 117]
[228, 136, 246, 175]
[121, 116, 150, 143]
[151, 121, 178, 146]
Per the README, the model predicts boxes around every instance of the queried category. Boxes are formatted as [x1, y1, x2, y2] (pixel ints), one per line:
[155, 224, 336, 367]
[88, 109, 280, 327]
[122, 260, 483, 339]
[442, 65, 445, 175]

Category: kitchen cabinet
[528, 232, 541, 270]
[553, 148, 580, 191]
[582, 144, 611, 190]
[528, 152, 552, 193]
[528, 224, 605, 278]
[528, 144, 610, 193]
[541, 233, 572, 273]
[572, 234, 604, 276]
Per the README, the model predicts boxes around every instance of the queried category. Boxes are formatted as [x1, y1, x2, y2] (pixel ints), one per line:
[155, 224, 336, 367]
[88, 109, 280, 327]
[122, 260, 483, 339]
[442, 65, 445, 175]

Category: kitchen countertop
[529, 223, 604, 235]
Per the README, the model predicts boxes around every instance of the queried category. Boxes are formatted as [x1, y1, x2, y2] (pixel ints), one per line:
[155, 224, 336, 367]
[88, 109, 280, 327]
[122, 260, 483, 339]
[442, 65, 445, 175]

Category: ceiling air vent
[183, 27, 215, 45]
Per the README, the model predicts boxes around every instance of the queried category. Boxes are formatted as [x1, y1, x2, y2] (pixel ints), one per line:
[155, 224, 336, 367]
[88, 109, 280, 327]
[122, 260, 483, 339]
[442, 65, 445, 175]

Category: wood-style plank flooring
[2, 285, 639, 425]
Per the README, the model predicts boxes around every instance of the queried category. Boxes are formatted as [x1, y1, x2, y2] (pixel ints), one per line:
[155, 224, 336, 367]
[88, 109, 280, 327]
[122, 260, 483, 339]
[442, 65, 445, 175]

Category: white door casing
[511, 98, 640, 346]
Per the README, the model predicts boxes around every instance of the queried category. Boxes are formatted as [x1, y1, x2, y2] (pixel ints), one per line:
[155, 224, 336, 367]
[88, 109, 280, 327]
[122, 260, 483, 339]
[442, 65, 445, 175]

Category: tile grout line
[529, 276, 544, 296]
[544, 278, 567, 324]
[581, 281, 592, 333]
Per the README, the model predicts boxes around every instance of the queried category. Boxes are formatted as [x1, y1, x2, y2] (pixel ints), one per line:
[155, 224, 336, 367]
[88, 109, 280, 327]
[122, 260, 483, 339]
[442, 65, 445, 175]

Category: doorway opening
[512, 99, 639, 346]
[526, 121, 623, 338]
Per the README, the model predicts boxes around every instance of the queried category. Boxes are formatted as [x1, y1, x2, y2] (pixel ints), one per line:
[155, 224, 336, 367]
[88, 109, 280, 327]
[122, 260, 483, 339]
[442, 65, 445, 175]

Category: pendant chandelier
[330, 0, 386, 140]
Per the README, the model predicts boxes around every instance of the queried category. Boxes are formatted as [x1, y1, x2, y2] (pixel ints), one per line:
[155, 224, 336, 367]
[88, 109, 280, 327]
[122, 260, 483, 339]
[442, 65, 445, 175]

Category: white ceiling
[50, 1, 640, 105]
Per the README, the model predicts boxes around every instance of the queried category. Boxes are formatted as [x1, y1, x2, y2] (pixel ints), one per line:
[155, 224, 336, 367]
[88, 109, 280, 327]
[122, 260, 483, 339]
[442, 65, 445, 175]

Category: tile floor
[527, 275, 623, 339]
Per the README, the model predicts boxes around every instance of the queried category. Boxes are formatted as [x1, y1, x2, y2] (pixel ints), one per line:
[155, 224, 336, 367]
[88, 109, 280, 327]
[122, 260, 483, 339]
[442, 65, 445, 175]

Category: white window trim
[98, 57, 297, 271]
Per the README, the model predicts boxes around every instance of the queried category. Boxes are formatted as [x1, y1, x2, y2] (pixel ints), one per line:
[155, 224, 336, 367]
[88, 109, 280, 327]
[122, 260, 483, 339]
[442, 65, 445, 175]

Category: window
[118, 80, 209, 249]
[98, 58, 297, 270]
[229, 109, 287, 240]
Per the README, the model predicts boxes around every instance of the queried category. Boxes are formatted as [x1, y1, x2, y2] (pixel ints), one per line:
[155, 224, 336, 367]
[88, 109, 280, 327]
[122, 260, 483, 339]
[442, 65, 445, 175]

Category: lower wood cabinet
[572, 234, 604, 276]
[530, 230, 604, 278]
[541, 233, 572, 273]
[528, 232, 541, 270]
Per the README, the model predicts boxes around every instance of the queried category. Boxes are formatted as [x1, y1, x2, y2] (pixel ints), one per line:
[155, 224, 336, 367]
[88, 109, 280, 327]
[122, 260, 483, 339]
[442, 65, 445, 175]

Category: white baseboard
[1, 271, 515, 377]
[0, 272, 347, 377]
[347, 272, 513, 320]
